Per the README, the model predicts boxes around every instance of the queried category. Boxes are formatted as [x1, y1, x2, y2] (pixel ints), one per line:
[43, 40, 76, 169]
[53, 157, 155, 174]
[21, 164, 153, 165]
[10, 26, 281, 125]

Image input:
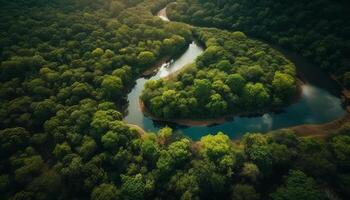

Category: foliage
[0, 0, 349, 199]
[167, 0, 350, 88]
[142, 28, 297, 119]
[270, 170, 325, 200]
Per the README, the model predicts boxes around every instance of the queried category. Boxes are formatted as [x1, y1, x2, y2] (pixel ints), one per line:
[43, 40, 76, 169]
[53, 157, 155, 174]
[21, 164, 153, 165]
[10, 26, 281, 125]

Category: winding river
[123, 7, 346, 140]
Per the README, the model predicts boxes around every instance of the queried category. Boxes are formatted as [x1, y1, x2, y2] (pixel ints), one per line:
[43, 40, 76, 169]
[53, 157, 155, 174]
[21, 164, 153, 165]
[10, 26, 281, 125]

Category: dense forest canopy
[142, 28, 297, 119]
[0, 0, 349, 199]
[167, 0, 350, 87]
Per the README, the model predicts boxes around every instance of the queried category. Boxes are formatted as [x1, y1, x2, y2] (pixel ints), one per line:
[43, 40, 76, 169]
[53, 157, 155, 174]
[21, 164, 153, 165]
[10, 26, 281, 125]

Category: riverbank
[140, 78, 304, 127]
[142, 56, 172, 77]
[290, 111, 350, 138]
[139, 100, 224, 126]
[124, 4, 347, 140]
[127, 123, 147, 136]
[135, 105, 350, 141]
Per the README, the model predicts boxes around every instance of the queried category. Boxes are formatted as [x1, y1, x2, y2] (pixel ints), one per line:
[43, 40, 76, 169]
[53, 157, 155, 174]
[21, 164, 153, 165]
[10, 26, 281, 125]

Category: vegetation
[167, 0, 350, 87]
[0, 0, 349, 199]
[3, 119, 350, 199]
[142, 28, 297, 119]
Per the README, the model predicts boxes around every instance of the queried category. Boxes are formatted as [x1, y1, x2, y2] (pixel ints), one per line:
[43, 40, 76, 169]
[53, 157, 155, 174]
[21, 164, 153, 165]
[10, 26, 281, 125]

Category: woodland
[0, 0, 349, 199]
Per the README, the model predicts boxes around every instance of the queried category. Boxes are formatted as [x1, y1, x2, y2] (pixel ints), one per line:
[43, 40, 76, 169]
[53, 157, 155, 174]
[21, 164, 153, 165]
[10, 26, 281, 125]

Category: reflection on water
[124, 40, 345, 140]
[158, 16, 169, 21]
[181, 84, 345, 140]
[153, 42, 204, 79]
[123, 7, 346, 140]
[123, 42, 204, 126]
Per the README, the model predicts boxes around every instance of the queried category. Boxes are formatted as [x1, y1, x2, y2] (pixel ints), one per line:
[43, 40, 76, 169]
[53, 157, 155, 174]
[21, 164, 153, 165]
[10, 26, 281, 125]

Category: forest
[142, 28, 297, 119]
[0, 0, 349, 199]
[167, 0, 350, 87]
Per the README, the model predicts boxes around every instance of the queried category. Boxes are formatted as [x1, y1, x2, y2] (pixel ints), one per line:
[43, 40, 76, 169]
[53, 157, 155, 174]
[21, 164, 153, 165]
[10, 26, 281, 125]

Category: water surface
[123, 7, 346, 140]
[123, 42, 204, 127]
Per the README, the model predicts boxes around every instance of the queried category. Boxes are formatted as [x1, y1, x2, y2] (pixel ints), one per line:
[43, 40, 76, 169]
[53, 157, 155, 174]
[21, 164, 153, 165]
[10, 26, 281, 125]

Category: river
[123, 7, 346, 140]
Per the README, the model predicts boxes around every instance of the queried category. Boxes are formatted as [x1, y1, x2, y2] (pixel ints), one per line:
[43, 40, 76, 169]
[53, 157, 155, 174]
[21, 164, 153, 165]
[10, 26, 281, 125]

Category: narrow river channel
[123, 7, 346, 140]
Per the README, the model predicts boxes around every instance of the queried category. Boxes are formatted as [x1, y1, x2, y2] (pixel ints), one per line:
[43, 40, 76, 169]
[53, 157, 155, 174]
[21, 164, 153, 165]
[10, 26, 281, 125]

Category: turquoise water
[123, 41, 204, 128]
[123, 7, 346, 140]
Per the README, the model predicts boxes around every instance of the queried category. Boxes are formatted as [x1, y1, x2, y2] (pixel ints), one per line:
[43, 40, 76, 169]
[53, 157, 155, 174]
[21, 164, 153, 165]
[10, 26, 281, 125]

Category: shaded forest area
[0, 0, 349, 199]
[167, 0, 350, 87]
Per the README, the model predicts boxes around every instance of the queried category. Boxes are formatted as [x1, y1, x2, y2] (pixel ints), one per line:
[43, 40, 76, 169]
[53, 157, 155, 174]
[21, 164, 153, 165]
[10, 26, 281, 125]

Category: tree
[101, 131, 120, 151]
[101, 75, 123, 100]
[271, 170, 325, 200]
[243, 134, 272, 175]
[59, 155, 84, 190]
[231, 184, 259, 200]
[197, 46, 227, 66]
[82, 163, 107, 191]
[91, 183, 119, 200]
[71, 82, 92, 98]
[149, 96, 164, 118]
[205, 93, 227, 116]
[199, 133, 233, 163]
[0, 55, 45, 80]
[78, 136, 97, 159]
[272, 72, 296, 101]
[160, 90, 178, 118]
[31, 99, 56, 123]
[14, 155, 44, 184]
[112, 65, 132, 83]
[168, 139, 191, 166]
[156, 150, 174, 176]
[212, 80, 230, 96]
[191, 159, 227, 197]
[0, 127, 30, 157]
[225, 73, 246, 93]
[194, 79, 212, 100]
[216, 60, 232, 71]
[269, 143, 294, 168]
[329, 135, 350, 166]
[296, 138, 336, 178]
[242, 83, 270, 109]
[121, 174, 145, 200]
[92, 48, 104, 57]
[180, 73, 194, 85]
[158, 127, 172, 145]
[27, 170, 62, 199]
[109, 0, 124, 16]
[137, 51, 156, 66]
[239, 65, 263, 82]
[232, 31, 247, 40]
[241, 162, 260, 182]
[53, 142, 72, 159]
[169, 172, 199, 200]
[141, 139, 159, 164]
